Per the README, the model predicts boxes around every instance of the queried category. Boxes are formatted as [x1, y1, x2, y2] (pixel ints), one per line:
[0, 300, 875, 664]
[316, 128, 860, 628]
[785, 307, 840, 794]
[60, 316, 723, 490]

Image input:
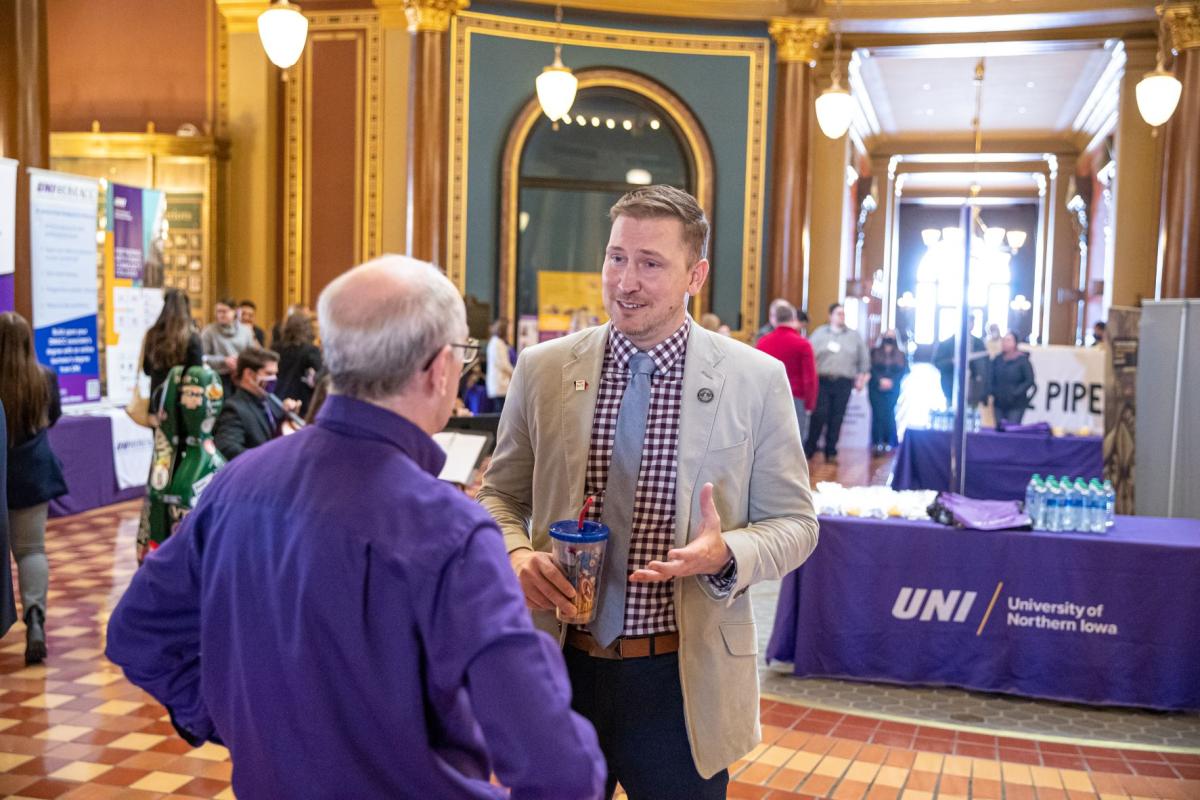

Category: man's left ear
[688, 258, 710, 296]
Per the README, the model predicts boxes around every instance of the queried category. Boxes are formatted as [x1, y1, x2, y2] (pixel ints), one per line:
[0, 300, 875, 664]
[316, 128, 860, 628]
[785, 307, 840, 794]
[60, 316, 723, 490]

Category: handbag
[125, 337, 154, 428]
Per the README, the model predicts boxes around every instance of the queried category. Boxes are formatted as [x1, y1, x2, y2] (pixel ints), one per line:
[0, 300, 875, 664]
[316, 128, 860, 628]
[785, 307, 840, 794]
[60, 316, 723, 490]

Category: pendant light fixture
[535, 5, 578, 126]
[1136, 9, 1182, 127]
[815, 0, 854, 139]
[258, 0, 309, 70]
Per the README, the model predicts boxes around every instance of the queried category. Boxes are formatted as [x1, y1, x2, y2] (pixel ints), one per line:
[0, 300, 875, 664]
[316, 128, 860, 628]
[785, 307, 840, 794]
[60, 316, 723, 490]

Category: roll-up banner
[29, 168, 101, 405]
[105, 183, 166, 404]
[0, 158, 15, 313]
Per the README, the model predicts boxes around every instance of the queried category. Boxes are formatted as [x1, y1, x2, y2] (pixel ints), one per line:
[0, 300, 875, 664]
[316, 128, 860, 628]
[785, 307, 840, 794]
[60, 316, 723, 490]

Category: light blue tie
[592, 352, 657, 647]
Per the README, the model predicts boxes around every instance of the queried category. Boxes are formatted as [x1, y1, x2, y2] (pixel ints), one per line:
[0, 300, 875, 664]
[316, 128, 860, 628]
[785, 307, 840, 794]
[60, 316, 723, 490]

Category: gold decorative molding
[283, 12, 383, 308]
[498, 69, 717, 332]
[1162, 4, 1200, 51]
[405, 0, 469, 33]
[215, 0, 270, 34]
[448, 10, 769, 336]
[768, 17, 828, 64]
[373, 0, 411, 29]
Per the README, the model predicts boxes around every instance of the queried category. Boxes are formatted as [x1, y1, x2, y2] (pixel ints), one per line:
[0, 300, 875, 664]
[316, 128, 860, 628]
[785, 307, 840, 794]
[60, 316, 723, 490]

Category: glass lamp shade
[921, 228, 941, 247]
[983, 226, 1006, 249]
[815, 86, 854, 139]
[1135, 69, 1182, 127]
[1006, 229, 1027, 251]
[258, 2, 309, 69]
[536, 59, 578, 122]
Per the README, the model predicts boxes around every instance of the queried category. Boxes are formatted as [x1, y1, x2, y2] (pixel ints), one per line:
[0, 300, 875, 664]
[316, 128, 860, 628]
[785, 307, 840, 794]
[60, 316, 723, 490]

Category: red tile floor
[2, 501, 1197, 799]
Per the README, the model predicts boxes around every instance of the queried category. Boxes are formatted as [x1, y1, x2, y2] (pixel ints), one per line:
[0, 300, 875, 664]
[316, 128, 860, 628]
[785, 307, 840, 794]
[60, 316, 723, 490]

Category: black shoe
[24, 607, 46, 666]
[826, 454, 839, 465]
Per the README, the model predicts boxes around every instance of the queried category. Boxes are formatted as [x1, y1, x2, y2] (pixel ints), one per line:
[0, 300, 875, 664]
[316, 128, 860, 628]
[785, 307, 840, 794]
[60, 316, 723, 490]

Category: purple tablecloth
[891, 428, 1103, 500]
[48, 415, 144, 517]
[765, 514, 1200, 711]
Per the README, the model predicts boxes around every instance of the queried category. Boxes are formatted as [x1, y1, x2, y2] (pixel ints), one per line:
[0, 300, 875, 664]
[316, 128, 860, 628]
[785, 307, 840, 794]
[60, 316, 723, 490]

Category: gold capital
[1161, 4, 1200, 51]
[768, 18, 828, 65]
[404, 0, 469, 33]
[216, 0, 271, 34]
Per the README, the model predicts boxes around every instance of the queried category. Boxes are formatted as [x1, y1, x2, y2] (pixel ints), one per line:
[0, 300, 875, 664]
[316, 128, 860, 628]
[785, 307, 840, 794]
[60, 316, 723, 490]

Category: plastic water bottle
[1072, 478, 1090, 532]
[1033, 479, 1048, 530]
[1059, 477, 1077, 532]
[1103, 479, 1116, 528]
[1087, 480, 1106, 533]
[1025, 474, 1041, 527]
[1043, 478, 1061, 532]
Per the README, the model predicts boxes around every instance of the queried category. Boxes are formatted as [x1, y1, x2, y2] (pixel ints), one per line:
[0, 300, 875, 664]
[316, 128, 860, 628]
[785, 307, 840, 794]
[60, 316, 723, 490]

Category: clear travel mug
[548, 520, 610, 625]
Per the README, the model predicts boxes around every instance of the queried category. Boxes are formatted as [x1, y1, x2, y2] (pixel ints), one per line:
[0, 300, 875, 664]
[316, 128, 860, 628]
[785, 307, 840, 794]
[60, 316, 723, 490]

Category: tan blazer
[477, 321, 818, 778]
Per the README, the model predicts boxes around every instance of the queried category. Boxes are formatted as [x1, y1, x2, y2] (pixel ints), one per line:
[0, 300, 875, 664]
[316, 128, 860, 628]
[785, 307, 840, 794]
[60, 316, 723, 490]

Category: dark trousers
[805, 376, 854, 458]
[995, 404, 1025, 428]
[869, 388, 900, 447]
[565, 647, 728, 800]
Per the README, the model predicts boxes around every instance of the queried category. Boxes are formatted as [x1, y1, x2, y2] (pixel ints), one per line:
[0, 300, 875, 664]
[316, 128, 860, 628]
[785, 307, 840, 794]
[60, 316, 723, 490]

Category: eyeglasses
[423, 337, 480, 376]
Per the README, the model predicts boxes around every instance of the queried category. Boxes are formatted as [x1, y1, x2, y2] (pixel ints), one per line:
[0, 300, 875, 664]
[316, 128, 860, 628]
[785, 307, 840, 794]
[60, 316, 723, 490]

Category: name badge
[827, 341, 842, 353]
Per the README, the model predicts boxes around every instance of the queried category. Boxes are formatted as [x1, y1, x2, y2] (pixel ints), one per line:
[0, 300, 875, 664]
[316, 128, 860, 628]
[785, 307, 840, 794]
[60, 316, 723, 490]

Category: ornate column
[1109, 38, 1161, 309]
[215, 0, 279, 322]
[0, 0, 49, 319]
[375, 1, 413, 256]
[1159, 4, 1200, 298]
[766, 18, 826, 313]
[405, 0, 467, 267]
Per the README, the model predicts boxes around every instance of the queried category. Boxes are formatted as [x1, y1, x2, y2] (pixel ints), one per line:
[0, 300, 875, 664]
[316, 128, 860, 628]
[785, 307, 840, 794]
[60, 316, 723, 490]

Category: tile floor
[1, 500, 1197, 799]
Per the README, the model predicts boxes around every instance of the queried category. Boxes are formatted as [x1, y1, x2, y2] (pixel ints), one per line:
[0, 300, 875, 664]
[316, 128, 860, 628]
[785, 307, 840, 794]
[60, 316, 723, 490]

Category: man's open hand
[629, 483, 731, 583]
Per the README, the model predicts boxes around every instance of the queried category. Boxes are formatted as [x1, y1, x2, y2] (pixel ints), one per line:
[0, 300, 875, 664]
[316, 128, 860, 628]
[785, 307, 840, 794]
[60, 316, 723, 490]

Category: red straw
[577, 495, 595, 531]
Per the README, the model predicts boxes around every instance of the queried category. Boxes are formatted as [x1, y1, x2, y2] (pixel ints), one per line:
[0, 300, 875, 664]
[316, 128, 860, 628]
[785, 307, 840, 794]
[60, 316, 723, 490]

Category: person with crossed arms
[479, 184, 818, 799]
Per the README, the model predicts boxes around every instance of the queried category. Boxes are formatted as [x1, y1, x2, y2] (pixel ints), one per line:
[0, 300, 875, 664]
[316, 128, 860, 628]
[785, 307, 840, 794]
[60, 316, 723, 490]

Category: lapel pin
[574, 379, 588, 392]
[697, 388, 714, 403]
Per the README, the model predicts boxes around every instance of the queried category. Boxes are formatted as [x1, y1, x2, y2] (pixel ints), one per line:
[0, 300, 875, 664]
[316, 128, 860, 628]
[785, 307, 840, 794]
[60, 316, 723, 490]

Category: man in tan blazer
[478, 185, 818, 799]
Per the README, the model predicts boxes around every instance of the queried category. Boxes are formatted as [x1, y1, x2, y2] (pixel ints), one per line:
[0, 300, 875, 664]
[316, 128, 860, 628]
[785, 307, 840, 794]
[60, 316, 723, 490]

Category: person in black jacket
[868, 330, 909, 453]
[275, 309, 322, 416]
[0, 401, 17, 640]
[0, 312, 68, 664]
[989, 332, 1036, 427]
[213, 345, 299, 460]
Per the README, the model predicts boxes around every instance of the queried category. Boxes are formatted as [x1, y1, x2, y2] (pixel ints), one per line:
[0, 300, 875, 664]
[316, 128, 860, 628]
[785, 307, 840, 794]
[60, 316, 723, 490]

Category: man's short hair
[770, 302, 796, 326]
[829, 302, 843, 315]
[1094, 321, 1106, 331]
[318, 255, 466, 401]
[239, 299, 257, 310]
[795, 309, 809, 324]
[609, 184, 710, 264]
[217, 297, 237, 310]
[236, 345, 278, 379]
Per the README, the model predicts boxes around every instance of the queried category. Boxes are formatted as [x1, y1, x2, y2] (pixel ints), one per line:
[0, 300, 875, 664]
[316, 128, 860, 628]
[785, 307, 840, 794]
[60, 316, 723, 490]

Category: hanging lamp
[258, 0, 309, 70]
[535, 6, 578, 125]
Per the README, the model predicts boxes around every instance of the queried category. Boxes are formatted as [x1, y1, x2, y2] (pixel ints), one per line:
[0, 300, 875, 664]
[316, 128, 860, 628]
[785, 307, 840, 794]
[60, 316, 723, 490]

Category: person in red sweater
[757, 301, 818, 441]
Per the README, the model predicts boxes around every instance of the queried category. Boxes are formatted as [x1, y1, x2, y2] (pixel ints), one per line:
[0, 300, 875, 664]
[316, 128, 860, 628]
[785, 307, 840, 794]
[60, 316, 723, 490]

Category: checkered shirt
[583, 321, 690, 636]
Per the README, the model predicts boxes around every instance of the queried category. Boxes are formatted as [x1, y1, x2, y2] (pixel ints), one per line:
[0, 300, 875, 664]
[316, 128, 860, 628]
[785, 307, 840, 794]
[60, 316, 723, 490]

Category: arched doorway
[498, 69, 715, 333]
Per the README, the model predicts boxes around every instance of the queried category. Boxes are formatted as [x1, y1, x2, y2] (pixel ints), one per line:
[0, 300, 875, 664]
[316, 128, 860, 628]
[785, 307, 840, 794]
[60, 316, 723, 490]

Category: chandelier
[535, 5, 579, 125]
[815, 0, 854, 139]
[257, 0, 309, 70]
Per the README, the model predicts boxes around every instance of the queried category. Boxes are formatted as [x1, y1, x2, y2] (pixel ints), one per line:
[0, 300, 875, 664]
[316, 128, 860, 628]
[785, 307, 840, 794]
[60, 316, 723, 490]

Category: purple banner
[111, 184, 144, 281]
[767, 514, 1200, 711]
[0, 273, 12, 313]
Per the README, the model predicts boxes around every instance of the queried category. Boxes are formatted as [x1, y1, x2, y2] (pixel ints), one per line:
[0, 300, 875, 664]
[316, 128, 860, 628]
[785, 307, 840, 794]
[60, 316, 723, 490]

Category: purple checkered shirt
[583, 320, 735, 637]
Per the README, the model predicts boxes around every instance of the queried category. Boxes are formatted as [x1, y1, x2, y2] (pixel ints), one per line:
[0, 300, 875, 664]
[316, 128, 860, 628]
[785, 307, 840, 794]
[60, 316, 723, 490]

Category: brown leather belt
[566, 628, 679, 659]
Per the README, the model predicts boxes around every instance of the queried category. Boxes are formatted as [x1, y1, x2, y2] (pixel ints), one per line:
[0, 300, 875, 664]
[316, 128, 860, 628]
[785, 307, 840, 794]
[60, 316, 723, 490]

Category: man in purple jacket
[106, 255, 605, 799]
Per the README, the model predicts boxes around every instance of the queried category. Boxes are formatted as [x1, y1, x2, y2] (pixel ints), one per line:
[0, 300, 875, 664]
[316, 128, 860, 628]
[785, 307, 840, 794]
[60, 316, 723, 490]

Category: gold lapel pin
[697, 388, 714, 403]
[574, 379, 588, 391]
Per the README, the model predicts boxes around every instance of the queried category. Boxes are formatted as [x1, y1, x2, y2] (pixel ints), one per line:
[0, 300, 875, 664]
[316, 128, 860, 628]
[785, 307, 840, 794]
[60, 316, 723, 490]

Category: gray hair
[769, 299, 796, 326]
[317, 254, 466, 400]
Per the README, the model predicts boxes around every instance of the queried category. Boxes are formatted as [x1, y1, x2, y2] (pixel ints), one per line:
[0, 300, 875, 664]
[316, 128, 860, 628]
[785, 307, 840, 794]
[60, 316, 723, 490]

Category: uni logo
[891, 587, 978, 622]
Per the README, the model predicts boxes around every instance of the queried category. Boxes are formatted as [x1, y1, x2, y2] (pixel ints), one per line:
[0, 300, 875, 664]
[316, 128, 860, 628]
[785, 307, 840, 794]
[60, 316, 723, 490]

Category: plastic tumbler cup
[548, 520, 610, 625]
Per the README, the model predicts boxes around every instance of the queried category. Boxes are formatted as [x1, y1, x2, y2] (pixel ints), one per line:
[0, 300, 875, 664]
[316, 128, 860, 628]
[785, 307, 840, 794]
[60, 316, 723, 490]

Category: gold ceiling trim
[214, 0, 269, 34]
[511, 0, 798, 22]
[404, 0, 470, 33]
[768, 17, 829, 64]
[1162, 3, 1200, 51]
[447, 10, 769, 336]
